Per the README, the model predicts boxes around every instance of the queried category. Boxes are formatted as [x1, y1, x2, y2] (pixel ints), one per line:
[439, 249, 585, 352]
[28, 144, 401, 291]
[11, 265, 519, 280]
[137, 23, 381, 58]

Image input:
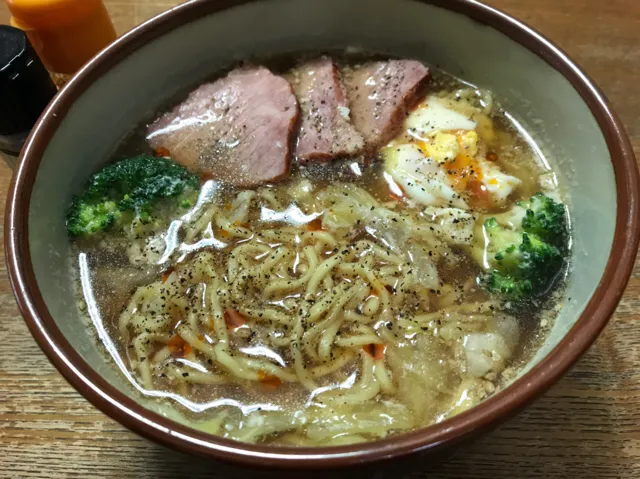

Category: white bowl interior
[27, 0, 615, 425]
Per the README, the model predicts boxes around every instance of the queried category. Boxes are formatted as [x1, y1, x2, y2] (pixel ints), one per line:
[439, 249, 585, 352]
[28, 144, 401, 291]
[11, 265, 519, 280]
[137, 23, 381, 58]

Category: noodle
[117, 186, 472, 430]
[117, 187, 432, 410]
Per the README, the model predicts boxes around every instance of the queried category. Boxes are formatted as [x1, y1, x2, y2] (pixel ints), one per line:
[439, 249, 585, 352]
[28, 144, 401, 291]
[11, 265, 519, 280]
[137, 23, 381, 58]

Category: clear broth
[72, 54, 567, 446]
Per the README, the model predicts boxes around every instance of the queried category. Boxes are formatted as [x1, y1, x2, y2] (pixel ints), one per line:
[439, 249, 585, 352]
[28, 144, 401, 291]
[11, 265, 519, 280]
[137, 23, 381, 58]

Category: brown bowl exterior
[5, 0, 639, 471]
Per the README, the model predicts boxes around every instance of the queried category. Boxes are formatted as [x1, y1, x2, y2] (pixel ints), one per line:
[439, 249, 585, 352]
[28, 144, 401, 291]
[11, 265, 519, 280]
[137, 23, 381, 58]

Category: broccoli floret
[67, 155, 198, 237]
[518, 193, 567, 245]
[67, 200, 121, 237]
[477, 193, 568, 301]
[485, 271, 533, 299]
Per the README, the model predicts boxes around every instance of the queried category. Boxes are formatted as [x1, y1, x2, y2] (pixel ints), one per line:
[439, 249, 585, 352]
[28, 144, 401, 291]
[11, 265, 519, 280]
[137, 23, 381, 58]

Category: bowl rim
[5, 0, 639, 469]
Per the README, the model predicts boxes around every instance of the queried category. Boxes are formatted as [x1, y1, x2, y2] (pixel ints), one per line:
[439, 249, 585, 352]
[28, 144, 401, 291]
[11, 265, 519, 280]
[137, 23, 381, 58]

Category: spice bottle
[5, 0, 117, 87]
[0, 25, 57, 169]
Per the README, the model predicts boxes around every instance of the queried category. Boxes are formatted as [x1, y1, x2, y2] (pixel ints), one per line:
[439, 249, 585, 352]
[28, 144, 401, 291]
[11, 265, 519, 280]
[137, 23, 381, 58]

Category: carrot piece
[389, 191, 404, 201]
[258, 370, 282, 390]
[388, 183, 406, 201]
[153, 146, 171, 158]
[200, 170, 216, 184]
[167, 335, 192, 358]
[363, 343, 386, 360]
[161, 266, 175, 284]
[306, 217, 324, 231]
[219, 229, 231, 238]
[224, 309, 247, 330]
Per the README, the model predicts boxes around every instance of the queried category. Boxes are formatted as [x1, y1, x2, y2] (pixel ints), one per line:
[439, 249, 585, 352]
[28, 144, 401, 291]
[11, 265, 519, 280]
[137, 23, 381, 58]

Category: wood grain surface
[0, 0, 639, 477]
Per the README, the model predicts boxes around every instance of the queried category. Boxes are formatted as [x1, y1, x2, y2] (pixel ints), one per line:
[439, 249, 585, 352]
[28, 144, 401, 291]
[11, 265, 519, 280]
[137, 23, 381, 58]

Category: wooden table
[1, 1, 639, 477]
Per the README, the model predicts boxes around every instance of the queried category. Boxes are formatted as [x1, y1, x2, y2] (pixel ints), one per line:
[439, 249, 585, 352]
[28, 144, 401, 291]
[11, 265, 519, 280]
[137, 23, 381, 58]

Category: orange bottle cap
[5, 0, 117, 74]
[6, 0, 104, 29]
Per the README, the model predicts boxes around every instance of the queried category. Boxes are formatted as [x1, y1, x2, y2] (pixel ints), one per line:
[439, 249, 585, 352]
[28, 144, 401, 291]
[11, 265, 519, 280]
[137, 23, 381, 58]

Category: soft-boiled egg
[477, 160, 522, 204]
[406, 96, 477, 138]
[383, 96, 521, 208]
[383, 143, 468, 209]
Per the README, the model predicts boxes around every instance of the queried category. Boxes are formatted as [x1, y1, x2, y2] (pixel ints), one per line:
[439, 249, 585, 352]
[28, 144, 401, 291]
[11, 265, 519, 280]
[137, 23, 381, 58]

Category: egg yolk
[417, 130, 483, 193]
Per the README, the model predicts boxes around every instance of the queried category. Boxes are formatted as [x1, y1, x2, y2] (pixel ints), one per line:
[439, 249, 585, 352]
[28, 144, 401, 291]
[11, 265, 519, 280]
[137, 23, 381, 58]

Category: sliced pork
[287, 58, 364, 163]
[147, 66, 298, 187]
[343, 60, 430, 149]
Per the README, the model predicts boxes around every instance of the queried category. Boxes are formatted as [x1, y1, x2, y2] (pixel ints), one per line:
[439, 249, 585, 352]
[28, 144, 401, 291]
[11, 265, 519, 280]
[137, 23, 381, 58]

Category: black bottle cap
[0, 25, 57, 136]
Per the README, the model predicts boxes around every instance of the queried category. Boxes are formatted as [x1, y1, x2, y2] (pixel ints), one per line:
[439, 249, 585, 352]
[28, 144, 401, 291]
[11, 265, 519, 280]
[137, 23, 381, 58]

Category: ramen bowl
[5, 0, 639, 472]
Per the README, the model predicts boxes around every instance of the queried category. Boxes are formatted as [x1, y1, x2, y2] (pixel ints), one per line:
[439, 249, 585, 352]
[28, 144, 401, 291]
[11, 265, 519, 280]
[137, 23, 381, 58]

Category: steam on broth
[69, 53, 569, 446]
